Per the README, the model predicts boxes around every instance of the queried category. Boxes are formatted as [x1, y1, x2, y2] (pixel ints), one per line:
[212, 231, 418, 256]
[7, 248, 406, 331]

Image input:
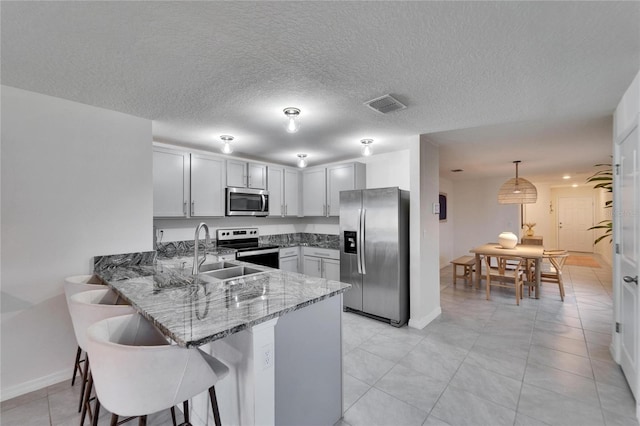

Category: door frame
[612, 114, 640, 418]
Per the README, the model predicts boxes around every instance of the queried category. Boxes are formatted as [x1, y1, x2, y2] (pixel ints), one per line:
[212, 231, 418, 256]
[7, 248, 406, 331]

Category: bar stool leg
[209, 386, 222, 426]
[110, 414, 118, 426]
[183, 400, 190, 424]
[72, 346, 83, 386]
[170, 407, 177, 426]
[78, 357, 90, 412]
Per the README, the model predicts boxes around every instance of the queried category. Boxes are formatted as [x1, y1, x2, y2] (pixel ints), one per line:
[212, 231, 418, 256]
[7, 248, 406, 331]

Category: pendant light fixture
[220, 135, 234, 154]
[360, 139, 373, 156]
[283, 107, 301, 133]
[297, 153, 307, 168]
[498, 160, 537, 204]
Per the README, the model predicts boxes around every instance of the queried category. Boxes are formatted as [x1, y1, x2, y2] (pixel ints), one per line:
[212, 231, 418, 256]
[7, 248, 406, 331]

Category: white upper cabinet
[326, 163, 365, 217]
[302, 168, 327, 216]
[153, 148, 189, 217]
[227, 160, 267, 189]
[284, 168, 301, 216]
[269, 166, 301, 217]
[268, 166, 284, 217]
[302, 162, 365, 217]
[190, 153, 225, 217]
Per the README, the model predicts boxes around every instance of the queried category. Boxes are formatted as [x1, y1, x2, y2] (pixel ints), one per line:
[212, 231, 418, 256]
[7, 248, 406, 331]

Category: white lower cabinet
[302, 247, 339, 280]
[279, 247, 300, 273]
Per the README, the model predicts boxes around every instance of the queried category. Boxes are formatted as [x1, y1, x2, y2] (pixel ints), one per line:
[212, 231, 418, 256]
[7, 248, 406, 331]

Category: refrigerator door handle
[356, 209, 363, 274]
[360, 208, 367, 275]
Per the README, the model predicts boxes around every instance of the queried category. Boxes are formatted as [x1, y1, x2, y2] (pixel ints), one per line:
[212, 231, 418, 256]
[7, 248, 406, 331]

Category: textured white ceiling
[2, 1, 639, 179]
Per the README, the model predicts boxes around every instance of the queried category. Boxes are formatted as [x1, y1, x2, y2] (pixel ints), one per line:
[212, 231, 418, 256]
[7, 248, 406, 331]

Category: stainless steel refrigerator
[340, 187, 409, 327]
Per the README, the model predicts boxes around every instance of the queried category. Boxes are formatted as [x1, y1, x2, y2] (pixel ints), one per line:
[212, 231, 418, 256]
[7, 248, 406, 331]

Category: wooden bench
[450, 256, 476, 287]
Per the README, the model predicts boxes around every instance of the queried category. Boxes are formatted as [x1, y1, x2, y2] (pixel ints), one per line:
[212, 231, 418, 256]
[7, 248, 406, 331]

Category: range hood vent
[364, 94, 407, 114]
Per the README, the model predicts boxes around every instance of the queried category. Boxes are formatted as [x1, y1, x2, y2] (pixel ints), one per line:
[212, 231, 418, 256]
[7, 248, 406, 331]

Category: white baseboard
[1, 368, 73, 402]
[408, 306, 442, 330]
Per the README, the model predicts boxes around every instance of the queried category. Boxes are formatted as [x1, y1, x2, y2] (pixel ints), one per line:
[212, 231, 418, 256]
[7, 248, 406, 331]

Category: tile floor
[340, 255, 639, 426]
[2, 254, 637, 426]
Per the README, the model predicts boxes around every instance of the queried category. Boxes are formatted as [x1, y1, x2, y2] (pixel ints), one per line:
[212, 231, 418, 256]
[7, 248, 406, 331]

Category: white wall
[523, 182, 552, 243]
[451, 177, 519, 259]
[1, 86, 152, 399]
[439, 178, 454, 268]
[362, 149, 410, 191]
[408, 137, 441, 329]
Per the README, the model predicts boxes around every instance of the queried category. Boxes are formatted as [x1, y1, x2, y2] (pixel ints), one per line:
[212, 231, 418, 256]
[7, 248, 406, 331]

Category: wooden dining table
[469, 243, 545, 299]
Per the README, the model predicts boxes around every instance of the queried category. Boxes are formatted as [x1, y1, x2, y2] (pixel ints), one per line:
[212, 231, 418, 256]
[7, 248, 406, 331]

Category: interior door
[618, 122, 639, 399]
[558, 197, 594, 252]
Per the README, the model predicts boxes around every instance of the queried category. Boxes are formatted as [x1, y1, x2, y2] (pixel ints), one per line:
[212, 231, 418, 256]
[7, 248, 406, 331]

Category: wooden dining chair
[528, 250, 569, 301]
[484, 255, 525, 305]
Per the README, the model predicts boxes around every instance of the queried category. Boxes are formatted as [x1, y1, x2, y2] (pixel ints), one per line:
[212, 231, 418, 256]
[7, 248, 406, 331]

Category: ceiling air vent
[364, 94, 407, 114]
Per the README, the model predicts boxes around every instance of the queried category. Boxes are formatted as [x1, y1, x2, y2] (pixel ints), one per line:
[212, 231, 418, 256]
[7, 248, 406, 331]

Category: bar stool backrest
[68, 289, 135, 351]
[87, 314, 229, 417]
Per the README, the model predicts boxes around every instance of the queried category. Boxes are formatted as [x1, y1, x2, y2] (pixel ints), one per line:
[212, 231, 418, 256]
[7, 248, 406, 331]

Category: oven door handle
[236, 248, 280, 257]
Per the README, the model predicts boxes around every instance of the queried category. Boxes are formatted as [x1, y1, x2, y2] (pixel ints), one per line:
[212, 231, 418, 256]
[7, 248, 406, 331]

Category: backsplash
[260, 233, 340, 250]
[155, 232, 340, 256]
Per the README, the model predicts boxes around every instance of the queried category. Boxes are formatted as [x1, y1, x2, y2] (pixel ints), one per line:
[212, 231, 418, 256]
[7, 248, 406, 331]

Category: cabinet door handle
[318, 259, 322, 274]
[183, 201, 187, 215]
[323, 204, 326, 216]
[285, 204, 288, 216]
[191, 200, 195, 215]
[327, 204, 330, 217]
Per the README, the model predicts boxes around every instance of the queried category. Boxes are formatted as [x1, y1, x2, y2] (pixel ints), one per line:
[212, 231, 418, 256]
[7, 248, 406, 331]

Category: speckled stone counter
[93, 252, 350, 348]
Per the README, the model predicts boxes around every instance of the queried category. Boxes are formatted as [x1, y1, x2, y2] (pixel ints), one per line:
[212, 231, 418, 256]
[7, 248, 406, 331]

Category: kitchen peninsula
[94, 251, 350, 426]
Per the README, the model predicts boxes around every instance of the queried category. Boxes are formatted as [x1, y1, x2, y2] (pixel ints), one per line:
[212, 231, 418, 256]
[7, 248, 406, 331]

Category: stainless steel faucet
[192, 222, 210, 275]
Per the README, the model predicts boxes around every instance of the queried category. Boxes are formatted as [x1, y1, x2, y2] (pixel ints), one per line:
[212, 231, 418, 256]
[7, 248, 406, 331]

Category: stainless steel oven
[217, 228, 280, 268]
[226, 188, 269, 216]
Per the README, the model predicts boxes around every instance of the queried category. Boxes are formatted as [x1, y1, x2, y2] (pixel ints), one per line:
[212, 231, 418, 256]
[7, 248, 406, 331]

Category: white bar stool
[68, 289, 135, 425]
[63, 275, 105, 389]
[87, 313, 229, 426]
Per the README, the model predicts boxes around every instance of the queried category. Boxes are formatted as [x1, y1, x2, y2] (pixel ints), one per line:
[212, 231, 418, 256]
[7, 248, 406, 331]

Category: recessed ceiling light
[563, 175, 571, 180]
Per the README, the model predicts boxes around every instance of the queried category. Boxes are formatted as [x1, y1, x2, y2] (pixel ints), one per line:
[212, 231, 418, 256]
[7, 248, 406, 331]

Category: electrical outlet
[262, 343, 273, 370]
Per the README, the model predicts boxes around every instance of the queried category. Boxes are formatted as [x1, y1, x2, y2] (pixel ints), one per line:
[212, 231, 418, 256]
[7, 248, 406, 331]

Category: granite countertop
[95, 256, 350, 348]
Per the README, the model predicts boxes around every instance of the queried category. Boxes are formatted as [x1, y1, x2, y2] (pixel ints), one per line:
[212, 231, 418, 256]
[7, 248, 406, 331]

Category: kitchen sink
[198, 261, 240, 273]
[201, 265, 265, 281]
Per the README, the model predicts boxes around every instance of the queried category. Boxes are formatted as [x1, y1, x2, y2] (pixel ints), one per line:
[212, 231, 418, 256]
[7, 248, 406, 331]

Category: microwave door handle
[261, 194, 266, 212]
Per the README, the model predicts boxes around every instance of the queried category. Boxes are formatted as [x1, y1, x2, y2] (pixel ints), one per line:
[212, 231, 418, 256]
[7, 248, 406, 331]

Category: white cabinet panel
[228, 160, 267, 189]
[153, 148, 188, 217]
[326, 163, 365, 217]
[268, 166, 284, 217]
[284, 169, 300, 216]
[322, 258, 340, 281]
[190, 154, 225, 217]
[303, 248, 339, 280]
[248, 163, 267, 189]
[280, 255, 299, 273]
[227, 160, 247, 188]
[302, 162, 365, 217]
[303, 256, 323, 278]
[302, 168, 326, 216]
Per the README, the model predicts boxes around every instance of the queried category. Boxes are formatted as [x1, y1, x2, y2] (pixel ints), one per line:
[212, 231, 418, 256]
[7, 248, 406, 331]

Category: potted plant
[586, 163, 612, 245]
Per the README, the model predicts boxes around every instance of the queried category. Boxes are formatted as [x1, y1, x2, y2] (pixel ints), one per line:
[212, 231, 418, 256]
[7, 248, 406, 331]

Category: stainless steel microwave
[226, 187, 269, 216]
